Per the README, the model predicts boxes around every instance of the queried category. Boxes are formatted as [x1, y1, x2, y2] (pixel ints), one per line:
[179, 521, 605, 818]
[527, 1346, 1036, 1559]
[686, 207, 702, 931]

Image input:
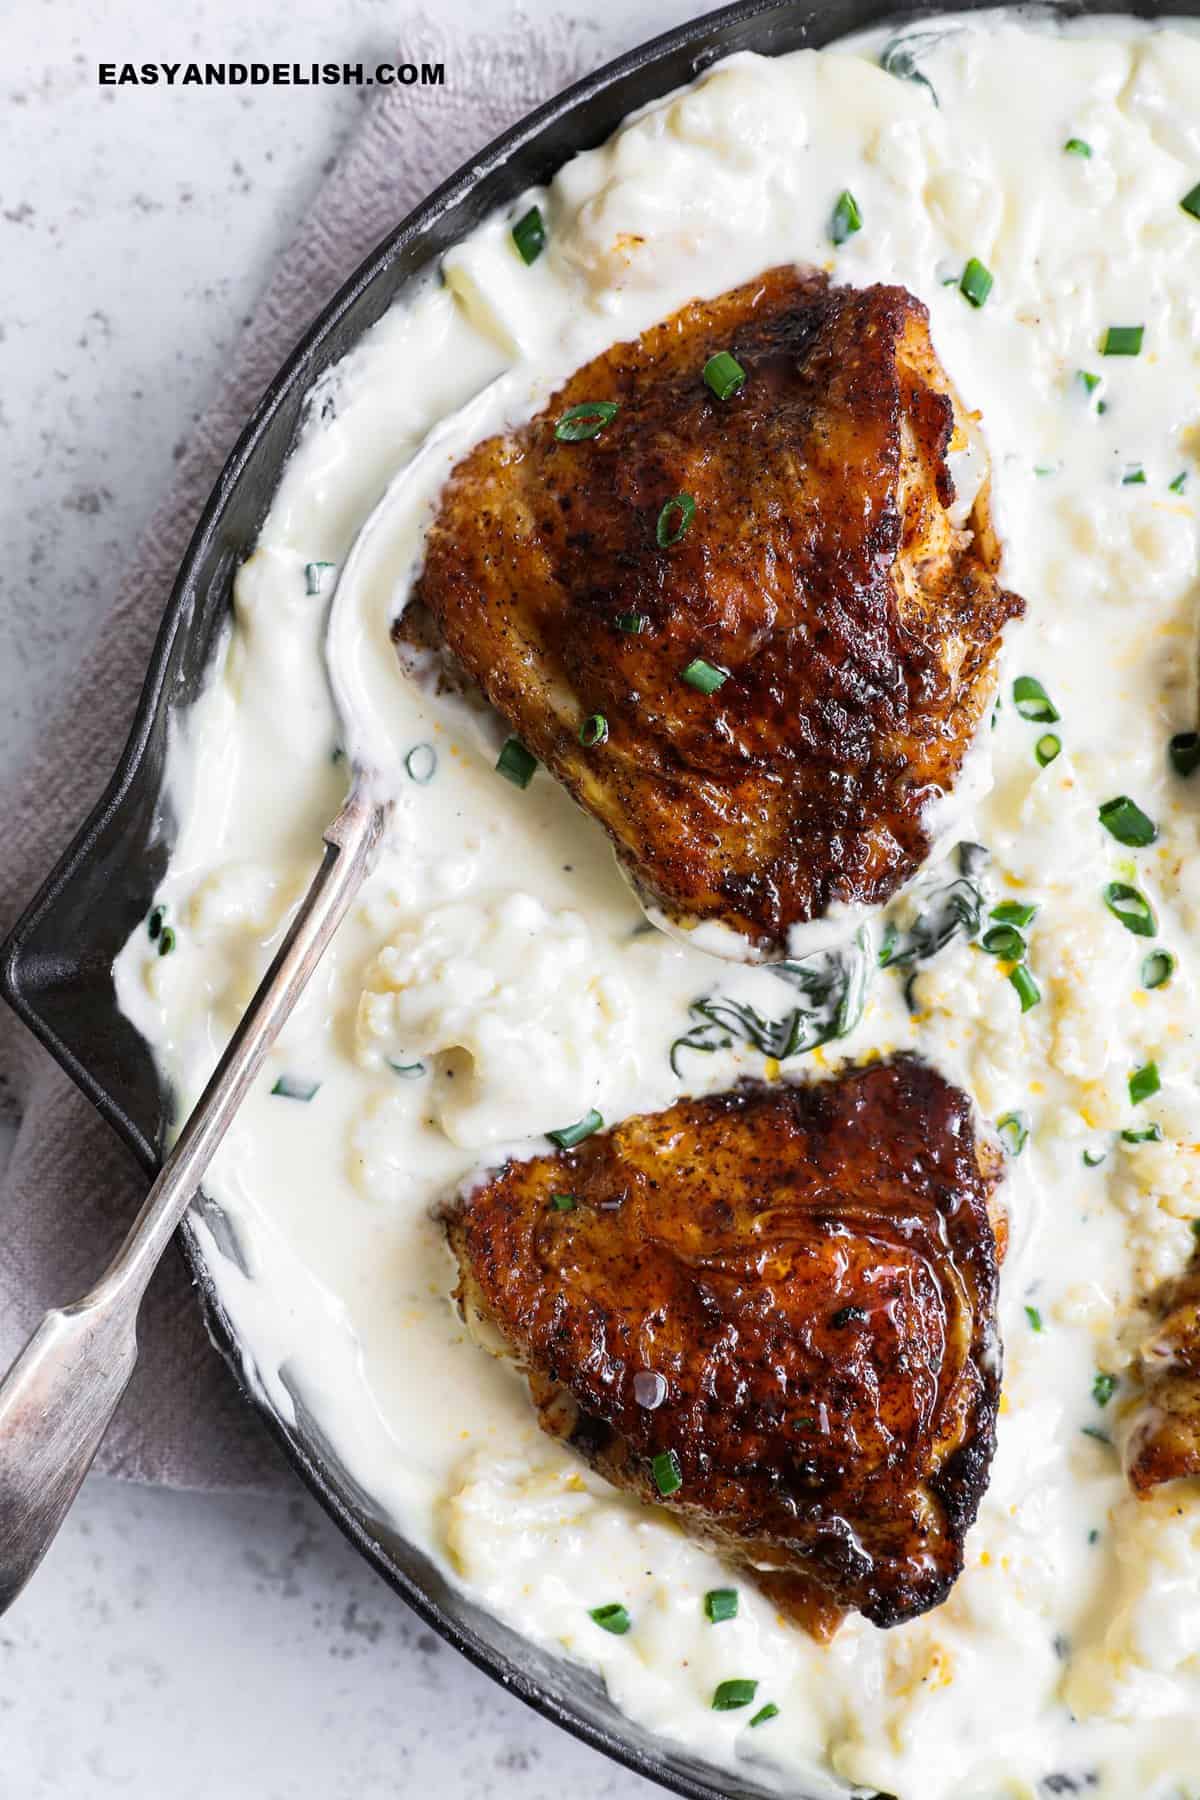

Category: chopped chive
[1035, 733, 1062, 767]
[652, 1449, 683, 1497]
[1122, 466, 1147, 486]
[656, 493, 697, 548]
[579, 713, 609, 748]
[147, 904, 165, 941]
[992, 900, 1038, 928]
[1142, 949, 1175, 990]
[1077, 369, 1101, 397]
[405, 743, 437, 784]
[554, 401, 620, 442]
[960, 258, 994, 308]
[1121, 1123, 1163, 1144]
[1010, 965, 1041, 1012]
[511, 205, 546, 265]
[1101, 325, 1143, 356]
[712, 1679, 758, 1712]
[682, 658, 728, 695]
[386, 1059, 426, 1079]
[749, 1703, 779, 1728]
[1169, 732, 1200, 777]
[1064, 137, 1093, 157]
[1169, 470, 1188, 494]
[830, 189, 863, 245]
[705, 1588, 739, 1624]
[547, 1108, 603, 1149]
[997, 1111, 1029, 1156]
[304, 561, 335, 595]
[1025, 1303, 1044, 1332]
[158, 925, 176, 957]
[550, 1192, 576, 1212]
[1093, 1371, 1118, 1407]
[1103, 881, 1156, 938]
[496, 737, 538, 788]
[703, 351, 746, 401]
[1098, 795, 1157, 847]
[1013, 676, 1059, 723]
[616, 611, 649, 634]
[1083, 1147, 1108, 1167]
[1129, 1062, 1161, 1105]
[981, 923, 1026, 960]
[1181, 182, 1200, 221]
[1081, 1425, 1112, 1446]
[589, 1602, 631, 1635]
[271, 1074, 320, 1101]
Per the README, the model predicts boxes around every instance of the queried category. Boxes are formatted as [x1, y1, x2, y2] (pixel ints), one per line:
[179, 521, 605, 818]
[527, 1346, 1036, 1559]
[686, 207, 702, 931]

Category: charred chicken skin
[1126, 1258, 1200, 1493]
[442, 1057, 1005, 1636]
[414, 266, 1024, 957]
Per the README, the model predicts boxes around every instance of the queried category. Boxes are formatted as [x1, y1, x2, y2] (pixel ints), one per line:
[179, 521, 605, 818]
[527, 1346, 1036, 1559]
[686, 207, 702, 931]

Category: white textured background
[0, 2, 699, 1794]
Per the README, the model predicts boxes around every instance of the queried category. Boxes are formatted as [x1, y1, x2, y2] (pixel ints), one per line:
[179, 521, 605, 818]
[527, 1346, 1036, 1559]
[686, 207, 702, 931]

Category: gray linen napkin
[0, 17, 593, 1490]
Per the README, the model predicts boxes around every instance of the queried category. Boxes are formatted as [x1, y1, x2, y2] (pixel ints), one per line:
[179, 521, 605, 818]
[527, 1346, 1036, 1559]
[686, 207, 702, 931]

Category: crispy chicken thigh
[442, 1058, 1005, 1635]
[1126, 1259, 1200, 1493]
[414, 267, 1024, 957]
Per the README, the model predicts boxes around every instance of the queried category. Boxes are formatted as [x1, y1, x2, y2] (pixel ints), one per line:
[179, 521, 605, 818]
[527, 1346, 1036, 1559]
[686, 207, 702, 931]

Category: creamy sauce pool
[116, 15, 1200, 1796]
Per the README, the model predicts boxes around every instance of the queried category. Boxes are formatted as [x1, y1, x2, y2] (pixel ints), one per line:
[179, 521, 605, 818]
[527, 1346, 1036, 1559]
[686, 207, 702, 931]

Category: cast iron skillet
[0, 0, 1182, 1792]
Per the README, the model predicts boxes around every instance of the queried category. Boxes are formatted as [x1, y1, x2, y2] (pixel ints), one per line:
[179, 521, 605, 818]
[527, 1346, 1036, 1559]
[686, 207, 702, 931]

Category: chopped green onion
[1064, 137, 1093, 157]
[1098, 795, 1157, 847]
[1025, 1304, 1044, 1332]
[147, 904, 165, 941]
[960, 258, 994, 308]
[703, 351, 746, 401]
[749, 1703, 780, 1728]
[550, 1192, 576, 1212]
[1180, 182, 1200, 222]
[1103, 881, 1156, 938]
[616, 611, 649, 634]
[1083, 1147, 1108, 1168]
[271, 1074, 320, 1102]
[1169, 471, 1188, 494]
[1035, 733, 1062, 767]
[1093, 1371, 1118, 1407]
[656, 493, 697, 548]
[405, 743, 437, 784]
[547, 1108, 603, 1149]
[579, 713, 609, 748]
[1101, 325, 1143, 357]
[1122, 466, 1147, 486]
[158, 925, 176, 957]
[997, 1111, 1029, 1156]
[1169, 732, 1200, 777]
[1129, 1062, 1161, 1106]
[511, 205, 546, 265]
[981, 923, 1026, 960]
[1010, 965, 1041, 1012]
[589, 1603, 631, 1635]
[652, 1449, 683, 1497]
[682, 658, 729, 695]
[496, 737, 538, 788]
[992, 900, 1038, 928]
[386, 1059, 426, 1079]
[1077, 370, 1101, 397]
[1121, 1123, 1163, 1144]
[1013, 676, 1059, 723]
[712, 1679, 758, 1712]
[555, 401, 620, 442]
[1142, 949, 1175, 990]
[705, 1588, 739, 1624]
[830, 189, 863, 245]
[304, 561, 335, 595]
[1081, 1425, 1112, 1447]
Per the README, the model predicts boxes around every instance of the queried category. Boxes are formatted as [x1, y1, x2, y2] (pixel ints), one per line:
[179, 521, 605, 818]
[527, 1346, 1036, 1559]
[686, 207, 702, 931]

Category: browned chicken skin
[1126, 1258, 1200, 1493]
[442, 1058, 1005, 1635]
[414, 267, 1024, 956]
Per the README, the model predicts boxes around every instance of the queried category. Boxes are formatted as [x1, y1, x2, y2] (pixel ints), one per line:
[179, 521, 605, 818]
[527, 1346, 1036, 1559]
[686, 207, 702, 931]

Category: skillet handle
[0, 780, 384, 1615]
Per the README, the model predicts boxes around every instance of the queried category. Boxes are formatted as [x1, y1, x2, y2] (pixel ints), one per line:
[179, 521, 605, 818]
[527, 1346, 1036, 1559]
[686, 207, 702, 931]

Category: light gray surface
[1, 0, 697, 1793]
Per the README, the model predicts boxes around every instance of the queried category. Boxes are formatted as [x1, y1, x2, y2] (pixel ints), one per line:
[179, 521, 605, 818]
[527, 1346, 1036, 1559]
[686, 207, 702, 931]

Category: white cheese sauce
[115, 14, 1200, 1796]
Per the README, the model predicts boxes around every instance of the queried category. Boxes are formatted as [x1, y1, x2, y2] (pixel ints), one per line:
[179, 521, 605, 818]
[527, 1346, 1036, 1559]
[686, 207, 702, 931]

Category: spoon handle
[0, 780, 385, 1615]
